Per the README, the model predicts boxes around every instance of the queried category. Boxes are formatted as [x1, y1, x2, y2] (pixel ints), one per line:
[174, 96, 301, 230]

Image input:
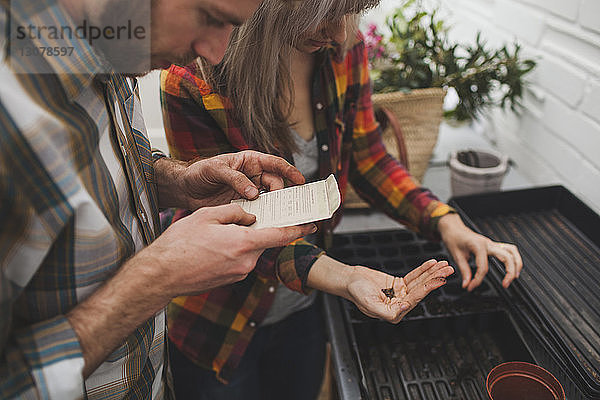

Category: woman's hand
[344, 260, 454, 323]
[438, 213, 523, 291]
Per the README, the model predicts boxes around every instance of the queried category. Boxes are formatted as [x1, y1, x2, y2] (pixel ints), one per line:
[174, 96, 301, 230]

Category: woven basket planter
[344, 87, 446, 209]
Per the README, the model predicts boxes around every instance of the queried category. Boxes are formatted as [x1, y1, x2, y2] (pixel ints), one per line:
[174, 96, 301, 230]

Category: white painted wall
[364, 0, 600, 214]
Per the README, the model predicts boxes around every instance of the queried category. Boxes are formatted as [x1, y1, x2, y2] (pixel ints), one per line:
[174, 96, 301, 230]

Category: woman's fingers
[353, 262, 453, 324]
[404, 260, 452, 292]
[402, 259, 438, 283]
[466, 242, 489, 292]
[349, 260, 455, 324]
[388, 274, 449, 324]
[385, 263, 454, 324]
[504, 243, 523, 278]
[450, 249, 473, 289]
[412, 266, 454, 297]
[487, 242, 522, 288]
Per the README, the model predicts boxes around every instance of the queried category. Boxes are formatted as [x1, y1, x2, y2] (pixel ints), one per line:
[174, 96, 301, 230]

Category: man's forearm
[153, 156, 191, 209]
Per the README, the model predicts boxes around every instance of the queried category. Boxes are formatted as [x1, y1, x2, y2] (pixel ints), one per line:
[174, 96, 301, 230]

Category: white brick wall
[365, 0, 600, 213]
[580, 0, 600, 34]
[520, 0, 579, 21]
[581, 79, 600, 123]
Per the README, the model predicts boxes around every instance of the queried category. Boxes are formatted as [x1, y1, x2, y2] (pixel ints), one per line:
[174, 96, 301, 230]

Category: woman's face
[296, 16, 348, 54]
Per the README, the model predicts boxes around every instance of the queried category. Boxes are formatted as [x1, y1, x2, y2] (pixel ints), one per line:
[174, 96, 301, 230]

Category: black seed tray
[450, 185, 600, 399]
[327, 228, 534, 400]
[353, 312, 533, 400]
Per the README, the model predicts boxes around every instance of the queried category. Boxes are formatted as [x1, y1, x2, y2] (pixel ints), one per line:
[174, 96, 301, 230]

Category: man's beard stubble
[96, 0, 199, 76]
[93, 0, 152, 75]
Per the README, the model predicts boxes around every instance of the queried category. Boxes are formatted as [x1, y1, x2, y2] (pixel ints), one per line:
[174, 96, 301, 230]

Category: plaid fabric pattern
[160, 35, 453, 382]
[0, 1, 169, 399]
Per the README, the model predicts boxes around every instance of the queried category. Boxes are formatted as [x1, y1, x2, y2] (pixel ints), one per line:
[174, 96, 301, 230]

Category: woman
[160, 0, 522, 398]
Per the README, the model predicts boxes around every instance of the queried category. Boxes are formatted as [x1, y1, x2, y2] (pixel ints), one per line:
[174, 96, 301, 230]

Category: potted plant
[367, 2, 536, 122]
[343, 1, 536, 207]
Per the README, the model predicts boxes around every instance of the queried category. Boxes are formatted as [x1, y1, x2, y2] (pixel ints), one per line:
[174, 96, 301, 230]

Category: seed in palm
[382, 276, 396, 299]
[382, 287, 395, 299]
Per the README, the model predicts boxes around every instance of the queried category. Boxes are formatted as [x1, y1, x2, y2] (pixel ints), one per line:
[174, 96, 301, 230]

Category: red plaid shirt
[160, 35, 453, 382]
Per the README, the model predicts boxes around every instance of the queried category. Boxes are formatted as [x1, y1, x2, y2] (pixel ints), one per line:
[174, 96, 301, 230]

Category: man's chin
[122, 71, 152, 78]
[121, 60, 175, 77]
[151, 54, 198, 70]
[150, 59, 173, 70]
[109, 56, 195, 78]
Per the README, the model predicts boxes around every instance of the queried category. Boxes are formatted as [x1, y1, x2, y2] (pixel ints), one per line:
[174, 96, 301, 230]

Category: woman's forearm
[306, 255, 355, 299]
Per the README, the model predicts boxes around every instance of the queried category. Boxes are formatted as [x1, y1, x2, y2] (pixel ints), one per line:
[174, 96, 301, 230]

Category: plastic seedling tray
[353, 312, 533, 400]
[328, 228, 533, 400]
[450, 185, 600, 400]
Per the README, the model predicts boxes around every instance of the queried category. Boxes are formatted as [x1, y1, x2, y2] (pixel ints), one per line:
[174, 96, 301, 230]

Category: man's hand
[145, 204, 316, 297]
[68, 203, 315, 377]
[344, 260, 454, 323]
[438, 213, 523, 291]
[155, 151, 305, 210]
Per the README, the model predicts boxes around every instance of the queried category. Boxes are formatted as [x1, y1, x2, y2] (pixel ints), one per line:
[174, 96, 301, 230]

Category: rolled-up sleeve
[273, 239, 325, 294]
[348, 41, 454, 240]
[1, 316, 84, 400]
[0, 176, 84, 399]
[0, 117, 84, 400]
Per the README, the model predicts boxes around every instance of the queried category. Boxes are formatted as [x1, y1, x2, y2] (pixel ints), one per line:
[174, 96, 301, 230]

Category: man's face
[150, 0, 262, 68]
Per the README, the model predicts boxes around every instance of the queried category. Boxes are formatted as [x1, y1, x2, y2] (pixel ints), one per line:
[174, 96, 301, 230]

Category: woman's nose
[325, 18, 347, 44]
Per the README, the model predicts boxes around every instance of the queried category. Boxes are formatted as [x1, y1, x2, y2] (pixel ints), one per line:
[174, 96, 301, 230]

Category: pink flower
[365, 23, 386, 63]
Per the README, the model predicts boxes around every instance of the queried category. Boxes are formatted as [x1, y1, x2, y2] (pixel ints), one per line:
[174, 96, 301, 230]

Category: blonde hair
[198, 0, 380, 155]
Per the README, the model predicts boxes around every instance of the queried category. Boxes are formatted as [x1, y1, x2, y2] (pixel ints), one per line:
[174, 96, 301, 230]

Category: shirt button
[316, 102, 324, 110]
[268, 286, 275, 293]
[249, 321, 257, 328]
[321, 144, 329, 152]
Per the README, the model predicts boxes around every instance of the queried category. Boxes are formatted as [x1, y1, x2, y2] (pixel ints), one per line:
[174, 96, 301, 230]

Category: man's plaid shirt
[160, 34, 454, 383]
[0, 0, 170, 398]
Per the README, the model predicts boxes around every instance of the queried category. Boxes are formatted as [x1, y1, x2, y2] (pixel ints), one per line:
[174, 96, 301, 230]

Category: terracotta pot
[486, 361, 565, 400]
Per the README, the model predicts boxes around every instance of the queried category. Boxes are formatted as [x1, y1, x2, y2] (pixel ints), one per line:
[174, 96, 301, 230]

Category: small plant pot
[449, 149, 509, 197]
[486, 361, 565, 400]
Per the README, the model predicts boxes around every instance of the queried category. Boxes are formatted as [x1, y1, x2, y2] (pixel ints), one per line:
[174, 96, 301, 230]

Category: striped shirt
[160, 34, 454, 382]
[0, 1, 169, 399]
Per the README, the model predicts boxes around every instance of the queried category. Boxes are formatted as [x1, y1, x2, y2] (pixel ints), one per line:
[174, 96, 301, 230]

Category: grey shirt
[260, 129, 320, 326]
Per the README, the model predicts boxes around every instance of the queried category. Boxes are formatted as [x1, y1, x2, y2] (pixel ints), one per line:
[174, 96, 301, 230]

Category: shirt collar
[323, 41, 345, 63]
[8, 0, 113, 100]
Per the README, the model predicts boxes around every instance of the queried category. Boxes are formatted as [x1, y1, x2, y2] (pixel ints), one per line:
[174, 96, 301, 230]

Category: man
[0, 0, 458, 397]
[0, 0, 316, 398]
